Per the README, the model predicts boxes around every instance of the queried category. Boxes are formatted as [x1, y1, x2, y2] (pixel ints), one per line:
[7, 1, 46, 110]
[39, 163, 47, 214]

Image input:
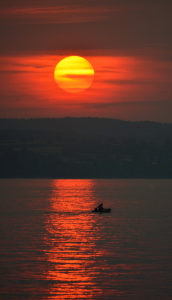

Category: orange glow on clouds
[0, 53, 171, 120]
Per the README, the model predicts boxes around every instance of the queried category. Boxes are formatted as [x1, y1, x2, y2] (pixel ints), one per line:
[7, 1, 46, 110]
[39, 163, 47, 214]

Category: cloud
[0, 2, 141, 25]
[80, 99, 170, 109]
[102, 79, 152, 86]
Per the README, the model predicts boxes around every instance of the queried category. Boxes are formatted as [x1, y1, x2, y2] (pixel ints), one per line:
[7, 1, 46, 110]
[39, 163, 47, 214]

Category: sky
[0, 0, 172, 122]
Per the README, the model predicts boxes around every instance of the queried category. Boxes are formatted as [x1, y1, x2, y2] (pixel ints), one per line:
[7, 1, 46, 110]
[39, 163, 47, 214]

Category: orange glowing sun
[54, 56, 94, 93]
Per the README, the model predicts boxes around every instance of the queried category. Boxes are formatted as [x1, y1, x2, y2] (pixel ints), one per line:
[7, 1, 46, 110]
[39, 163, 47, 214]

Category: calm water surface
[0, 179, 172, 300]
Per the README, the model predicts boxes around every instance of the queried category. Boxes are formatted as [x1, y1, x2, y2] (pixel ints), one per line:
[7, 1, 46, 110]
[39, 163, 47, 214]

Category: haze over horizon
[0, 0, 172, 122]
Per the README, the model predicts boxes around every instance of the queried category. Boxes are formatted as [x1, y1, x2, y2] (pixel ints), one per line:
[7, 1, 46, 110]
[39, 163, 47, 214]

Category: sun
[54, 56, 94, 93]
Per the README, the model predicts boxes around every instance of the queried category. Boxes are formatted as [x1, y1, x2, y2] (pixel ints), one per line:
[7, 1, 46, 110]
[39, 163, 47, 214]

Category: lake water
[0, 179, 172, 300]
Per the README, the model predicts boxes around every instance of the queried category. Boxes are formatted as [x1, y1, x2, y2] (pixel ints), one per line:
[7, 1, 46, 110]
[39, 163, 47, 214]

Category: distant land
[0, 117, 172, 178]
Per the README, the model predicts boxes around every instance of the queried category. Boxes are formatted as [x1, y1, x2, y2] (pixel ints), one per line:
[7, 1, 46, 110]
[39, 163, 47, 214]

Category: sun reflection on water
[44, 179, 103, 299]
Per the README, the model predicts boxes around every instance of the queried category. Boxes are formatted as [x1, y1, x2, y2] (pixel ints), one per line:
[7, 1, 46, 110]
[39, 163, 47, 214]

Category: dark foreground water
[0, 179, 172, 300]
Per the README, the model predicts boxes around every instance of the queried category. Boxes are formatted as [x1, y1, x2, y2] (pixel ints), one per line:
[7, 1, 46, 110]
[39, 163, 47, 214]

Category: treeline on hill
[0, 117, 172, 178]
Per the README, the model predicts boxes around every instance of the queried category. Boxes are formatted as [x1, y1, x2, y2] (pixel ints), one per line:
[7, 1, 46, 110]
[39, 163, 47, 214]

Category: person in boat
[97, 203, 103, 212]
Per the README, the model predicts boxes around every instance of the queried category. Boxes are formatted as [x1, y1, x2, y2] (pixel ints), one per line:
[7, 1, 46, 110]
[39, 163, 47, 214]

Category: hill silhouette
[0, 117, 172, 178]
[0, 117, 172, 138]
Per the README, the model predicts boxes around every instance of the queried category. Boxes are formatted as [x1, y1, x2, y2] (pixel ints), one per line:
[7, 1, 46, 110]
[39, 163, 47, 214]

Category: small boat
[92, 208, 111, 213]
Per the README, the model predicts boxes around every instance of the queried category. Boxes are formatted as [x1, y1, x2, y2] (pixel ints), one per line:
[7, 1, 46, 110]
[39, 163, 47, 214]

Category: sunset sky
[0, 0, 172, 122]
